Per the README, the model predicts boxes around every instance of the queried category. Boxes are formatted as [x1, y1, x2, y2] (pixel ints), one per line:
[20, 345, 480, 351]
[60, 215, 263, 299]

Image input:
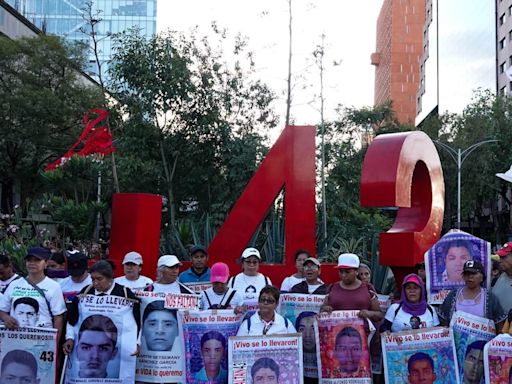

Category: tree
[0, 35, 103, 214]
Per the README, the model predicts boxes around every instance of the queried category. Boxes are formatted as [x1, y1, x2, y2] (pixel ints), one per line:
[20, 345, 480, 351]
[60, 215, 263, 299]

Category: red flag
[46, 109, 115, 171]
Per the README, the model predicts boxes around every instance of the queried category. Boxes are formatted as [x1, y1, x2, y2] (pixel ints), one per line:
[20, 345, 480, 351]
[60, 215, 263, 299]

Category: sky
[157, 0, 383, 132]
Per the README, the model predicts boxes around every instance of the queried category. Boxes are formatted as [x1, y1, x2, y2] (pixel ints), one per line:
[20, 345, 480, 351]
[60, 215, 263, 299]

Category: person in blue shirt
[179, 246, 211, 284]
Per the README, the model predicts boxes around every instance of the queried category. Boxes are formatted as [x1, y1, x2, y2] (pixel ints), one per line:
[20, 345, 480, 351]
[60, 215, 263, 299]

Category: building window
[501, 38, 507, 50]
[501, 86, 507, 96]
[501, 13, 506, 26]
[501, 62, 506, 74]
[509, 5, 512, 16]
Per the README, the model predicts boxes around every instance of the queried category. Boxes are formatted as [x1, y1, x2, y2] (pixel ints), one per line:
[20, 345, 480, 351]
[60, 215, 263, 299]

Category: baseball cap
[66, 251, 88, 276]
[122, 251, 143, 265]
[241, 247, 261, 260]
[157, 255, 182, 268]
[210, 262, 230, 283]
[497, 243, 512, 257]
[303, 257, 321, 267]
[403, 274, 422, 287]
[463, 260, 484, 274]
[26, 247, 51, 261]
[334, 253, 360, 269]
[190, 245, 207, 256]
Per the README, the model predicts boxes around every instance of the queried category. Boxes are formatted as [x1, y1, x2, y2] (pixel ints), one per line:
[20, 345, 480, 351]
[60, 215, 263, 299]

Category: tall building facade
[371, 0, 425, 125]
[5, 0, 157, 80]
[497, 0, 512, 96]
[416, 0, 496, 125]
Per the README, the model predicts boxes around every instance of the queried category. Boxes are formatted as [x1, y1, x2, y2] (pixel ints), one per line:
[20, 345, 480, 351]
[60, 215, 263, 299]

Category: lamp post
[434, 139, 498, 229]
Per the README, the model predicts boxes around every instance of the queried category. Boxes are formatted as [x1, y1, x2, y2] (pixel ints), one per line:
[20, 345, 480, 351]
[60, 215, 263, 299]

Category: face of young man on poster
[76, 330, 118, 378]
[334, 334, 363, 373]
[408, 359, 436, 384]
[14, 303, 39, 327]
[252, 367, 279, 384]
[297, 316, 316, 353]
[0, 361, 39, 384]
[463, 348, 484, 384]
[201, 339, 224, 375]
[143, 309, 178, 351]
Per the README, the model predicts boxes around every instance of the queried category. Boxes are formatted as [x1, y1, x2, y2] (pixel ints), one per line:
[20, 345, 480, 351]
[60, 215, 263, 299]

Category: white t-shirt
[385, 303, 440, 333]
[237, 311, 296, 336]
[59, 275, 92, 302]
[200, 287, 245, 309]
[114, 275, 153, 291]
[0, 277, 66, 328]
[150, 281, 194, 294]
[228, 273, 272, 308]
[281, 275, 305, 292]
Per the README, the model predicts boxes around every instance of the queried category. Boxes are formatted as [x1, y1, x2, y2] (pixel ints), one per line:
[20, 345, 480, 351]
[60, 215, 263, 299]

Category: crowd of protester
[1, 238, 512, 383]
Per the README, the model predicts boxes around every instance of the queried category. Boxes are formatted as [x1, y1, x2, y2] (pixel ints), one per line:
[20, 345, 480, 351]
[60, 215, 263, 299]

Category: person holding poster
[114, 251, 153, 291]
[381, 274, 438, 332]
[237, 285, 296, 336]
[200, 262, 245, 312]
[281, 250, 310, 292]
[144, 255, 195, 294]
[63, 260, 141, 356]
[290, 257, 328, 295]
[228, 248, 272, 308]
[0, 247, 66, 333]
[493, 242, 512, 314]
[320, 253, 383, 326]
[439, 260, 505, 328]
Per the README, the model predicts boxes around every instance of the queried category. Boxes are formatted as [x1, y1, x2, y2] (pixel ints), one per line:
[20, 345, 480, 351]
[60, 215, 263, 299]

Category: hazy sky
[157, 0, 383, 130]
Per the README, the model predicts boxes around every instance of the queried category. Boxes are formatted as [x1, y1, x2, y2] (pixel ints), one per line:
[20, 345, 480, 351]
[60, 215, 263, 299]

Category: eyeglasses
[244, 259, 259, 265]
[304, 265, 319, 271]
[259, 298, 276, 304]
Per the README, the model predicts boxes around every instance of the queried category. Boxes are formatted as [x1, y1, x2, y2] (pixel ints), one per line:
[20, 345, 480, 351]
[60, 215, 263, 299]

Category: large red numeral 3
[360, 131, 445, 285]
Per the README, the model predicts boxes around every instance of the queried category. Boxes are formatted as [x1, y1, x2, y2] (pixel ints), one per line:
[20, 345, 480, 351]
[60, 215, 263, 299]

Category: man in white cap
[114, 251, 153, 291]
[144, 255, 194, 294]
[201, 262, 245, 313]
[227, 248, 272, 308]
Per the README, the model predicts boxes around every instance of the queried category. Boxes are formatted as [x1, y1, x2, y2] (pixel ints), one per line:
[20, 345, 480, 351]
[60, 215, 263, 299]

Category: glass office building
[6, 0, 157, 80]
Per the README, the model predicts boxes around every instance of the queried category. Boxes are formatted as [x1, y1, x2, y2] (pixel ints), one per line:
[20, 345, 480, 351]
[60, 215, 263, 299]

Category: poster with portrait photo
[0, 326, 58, 384]
[484, 334, 512, 384]
[315, 310, 372, 383]
[228, 334, 303, 384]
[382, 327, 459, 384]
[450, 311, 495, 384]
[277, 293, 324, 379]
[135, 291, 199, 383]
[65, 294, 137, 384]
[178, 309, 243, 384]
[425, 231, 490, 304]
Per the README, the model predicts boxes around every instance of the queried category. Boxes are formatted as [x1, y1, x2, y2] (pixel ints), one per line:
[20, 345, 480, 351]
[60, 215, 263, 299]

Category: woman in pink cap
[201, 262, 245, 313]
[380, 274, 438, 333]
[320, 253, 383, 325]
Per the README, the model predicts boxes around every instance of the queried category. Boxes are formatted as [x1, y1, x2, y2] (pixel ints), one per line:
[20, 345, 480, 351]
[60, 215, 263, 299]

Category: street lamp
[434, 139, 499, 229]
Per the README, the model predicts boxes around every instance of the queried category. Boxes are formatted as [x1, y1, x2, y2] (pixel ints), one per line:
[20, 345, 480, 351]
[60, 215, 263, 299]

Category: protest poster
[136, 291, 200, 383]
[65, 294, 138, 383]
[277, 293, 324, 379]
[382, 326, 459, 384]
[315, 310, 372, 383]
[182, 282, 212, 294]
[484, 334, 512, 384]
[450, 311, 495, 384]
[178, 309, 243, 384]
[376, 294, 391, 312]
[425, 231, 490, 304]
[228, 334, 303, 384]
[0, 326, 58, 384]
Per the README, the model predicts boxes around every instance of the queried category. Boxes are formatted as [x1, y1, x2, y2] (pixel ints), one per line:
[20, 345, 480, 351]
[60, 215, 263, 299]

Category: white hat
[241, 247, 261, 260]
[158, 255, 182, 268]
[122, 251, 143, 265]
[496, 165, 512, 183]
[335, 253, 360, 269]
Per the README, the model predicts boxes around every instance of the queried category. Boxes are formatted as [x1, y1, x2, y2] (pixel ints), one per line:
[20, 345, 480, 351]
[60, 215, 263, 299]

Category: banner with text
[178, 309, 243, 384]
[228, 334, 303, 384]
[382, 327, 459, 384]
[0, 326, 58, 384]
[315, 310, 372, 383]
[65, 294, 137, 383]
[135, 291, 199, 383]
[484, 334, 512, 384]
[425, 231, 490, 304]
[450, 311, 495, 384]
[278, 293, 325, 379]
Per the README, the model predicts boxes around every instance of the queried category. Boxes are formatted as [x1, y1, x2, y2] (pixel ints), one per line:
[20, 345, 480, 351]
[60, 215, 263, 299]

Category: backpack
[204, 289, 237, 309]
